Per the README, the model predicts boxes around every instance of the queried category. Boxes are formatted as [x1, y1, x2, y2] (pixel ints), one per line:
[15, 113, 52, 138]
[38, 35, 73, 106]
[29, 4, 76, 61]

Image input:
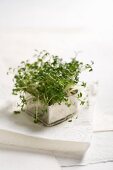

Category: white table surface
[62, 162, 113, 170]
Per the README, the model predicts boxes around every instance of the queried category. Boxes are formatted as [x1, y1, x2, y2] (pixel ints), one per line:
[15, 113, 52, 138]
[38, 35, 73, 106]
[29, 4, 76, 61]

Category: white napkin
[0, 85, 96, 170]
[93, 108, 113, 132]
[0, 143, 61, 170]
[56, 131, 113, 166]
[0, 93, 95, 153]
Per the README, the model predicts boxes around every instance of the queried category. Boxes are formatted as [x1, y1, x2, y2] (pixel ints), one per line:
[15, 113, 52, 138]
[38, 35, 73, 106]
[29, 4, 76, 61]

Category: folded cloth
[0, 83, 96, 154]
[0, 99, 94, 154]
[56, 131, 113, 166]
[0, 143, 61, 170]
[93, 109, 113, 132]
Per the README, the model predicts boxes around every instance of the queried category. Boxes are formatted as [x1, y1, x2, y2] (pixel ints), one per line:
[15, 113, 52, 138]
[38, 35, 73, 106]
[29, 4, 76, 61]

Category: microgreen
[8, 50, 93, 122]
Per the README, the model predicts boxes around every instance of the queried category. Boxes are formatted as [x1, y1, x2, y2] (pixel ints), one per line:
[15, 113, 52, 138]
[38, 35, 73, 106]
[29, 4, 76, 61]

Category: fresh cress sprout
[8, 50, 93, 118]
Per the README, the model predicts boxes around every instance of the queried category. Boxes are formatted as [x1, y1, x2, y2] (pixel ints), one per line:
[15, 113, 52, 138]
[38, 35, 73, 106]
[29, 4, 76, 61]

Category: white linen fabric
[56, 131, 113, 166]
[0, 143, 61, 170]
[0, 90, 95, 153]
